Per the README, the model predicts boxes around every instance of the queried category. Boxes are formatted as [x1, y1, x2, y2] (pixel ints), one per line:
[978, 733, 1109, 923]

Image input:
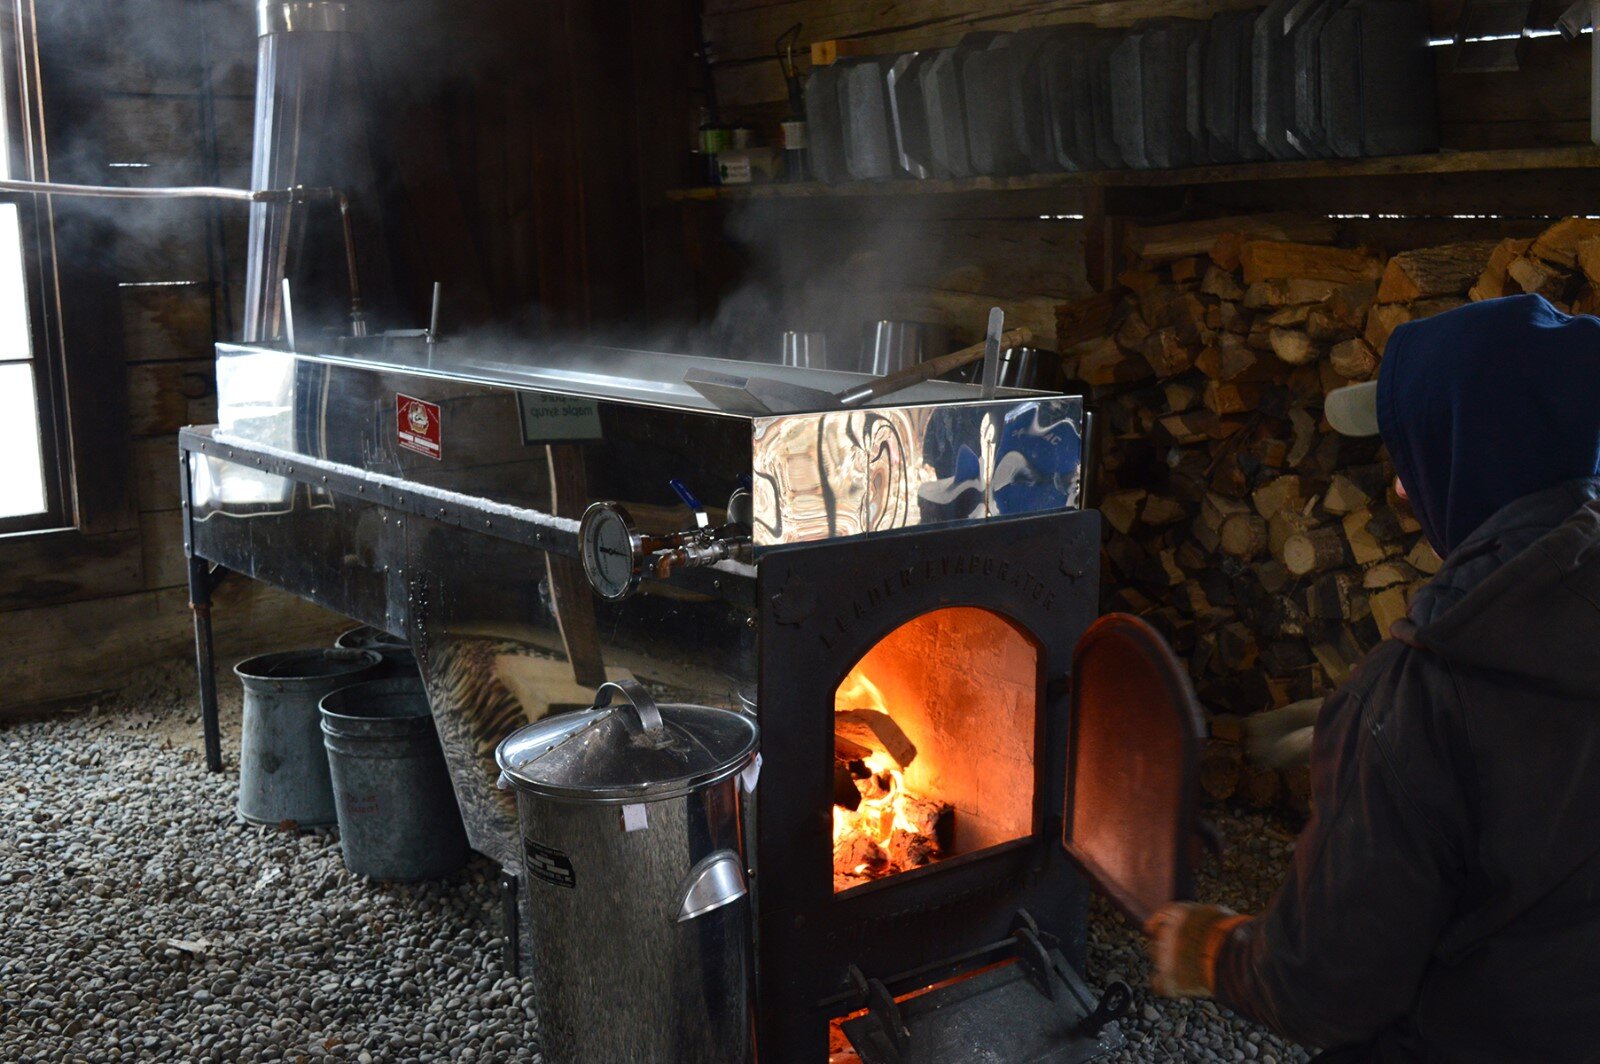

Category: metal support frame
[500, 871, 521, 976]
[180, 446, 230, 772]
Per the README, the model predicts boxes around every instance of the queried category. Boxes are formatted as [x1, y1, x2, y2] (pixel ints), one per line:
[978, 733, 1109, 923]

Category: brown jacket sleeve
[1212, 640, 1467, 1048]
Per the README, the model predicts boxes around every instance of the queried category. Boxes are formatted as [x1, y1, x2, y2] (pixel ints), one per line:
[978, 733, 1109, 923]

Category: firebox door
[1062, 613, 1207, 925]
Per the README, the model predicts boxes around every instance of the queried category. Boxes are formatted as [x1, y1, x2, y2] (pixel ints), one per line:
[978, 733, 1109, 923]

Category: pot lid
[495, 680, 758, 803]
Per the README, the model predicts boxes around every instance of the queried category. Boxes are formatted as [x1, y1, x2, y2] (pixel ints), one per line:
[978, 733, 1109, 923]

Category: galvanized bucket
[234, 648, 384, 826]
[333, 625, 418, 680]
[320, 678, 470, 880]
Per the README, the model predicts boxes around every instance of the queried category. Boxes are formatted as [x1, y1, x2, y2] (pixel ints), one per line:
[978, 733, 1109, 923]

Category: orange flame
[835, 665, 889, 714]
[833, 663, 940, 887]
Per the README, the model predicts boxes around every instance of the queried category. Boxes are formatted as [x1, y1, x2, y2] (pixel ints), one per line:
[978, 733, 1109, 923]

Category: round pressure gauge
[579, 502, 644, 601]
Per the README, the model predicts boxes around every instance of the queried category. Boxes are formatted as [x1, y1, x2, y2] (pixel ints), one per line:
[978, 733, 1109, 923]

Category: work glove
[1145, 902, 1251, 998]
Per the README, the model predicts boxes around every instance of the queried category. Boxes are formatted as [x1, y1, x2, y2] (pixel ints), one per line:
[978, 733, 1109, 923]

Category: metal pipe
[0, 176, 367, 338]
[0, 177, 259, 201]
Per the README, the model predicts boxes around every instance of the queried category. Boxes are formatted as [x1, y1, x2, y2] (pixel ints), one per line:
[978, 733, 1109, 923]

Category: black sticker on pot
[523, 838, 576, 889]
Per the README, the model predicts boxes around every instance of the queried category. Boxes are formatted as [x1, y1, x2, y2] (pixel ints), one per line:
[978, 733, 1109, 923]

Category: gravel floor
[1, 661, 1311, 1063]
[1089, 816, 1314, 1063]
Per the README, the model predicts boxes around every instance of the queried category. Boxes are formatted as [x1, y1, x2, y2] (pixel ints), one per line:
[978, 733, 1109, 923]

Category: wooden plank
[1435, 36, 1590, 143]
[0, 580, 347, 715]
[786, 217, 1088, 298]
[73, 0, 255, 97]
[0, 530, 144, 613]
[95, 94, 253, 169]
[132, 435, 183, 514]
[96, 95, 205, 166]
[139, 509, 188, 590]
[111, 201, 246, 283]
[127, 358, 216, 436]
[667, 146, 1600, 201]
[120, 283, 215, 363]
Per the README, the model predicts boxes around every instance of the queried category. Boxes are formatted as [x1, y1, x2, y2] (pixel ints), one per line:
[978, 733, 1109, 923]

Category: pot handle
[594, 679, 665, 736]
[675, 849, 747, 923]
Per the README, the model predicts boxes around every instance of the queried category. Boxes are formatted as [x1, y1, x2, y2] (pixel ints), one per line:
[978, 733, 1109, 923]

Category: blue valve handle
[668, 478, 704, 512]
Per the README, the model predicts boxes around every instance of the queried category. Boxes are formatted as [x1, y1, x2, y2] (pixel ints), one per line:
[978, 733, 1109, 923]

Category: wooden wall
[0, 0, 345, 717]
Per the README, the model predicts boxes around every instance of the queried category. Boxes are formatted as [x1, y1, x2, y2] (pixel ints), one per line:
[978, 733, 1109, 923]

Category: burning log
[833, 763, 862, 811]
[833, 833, 887, 879]
[834, 708, 917, 768]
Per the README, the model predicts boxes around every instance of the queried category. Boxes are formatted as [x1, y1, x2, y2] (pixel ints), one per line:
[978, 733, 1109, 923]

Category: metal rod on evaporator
[980, 306, 1004, 401]
[427, 282, 442, 344]
[281, 278, 297, 352]
[0, 178, 258, 201]
[334, 191, 365, 337]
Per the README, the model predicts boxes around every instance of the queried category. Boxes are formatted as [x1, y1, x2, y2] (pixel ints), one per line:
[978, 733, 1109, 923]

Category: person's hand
[1145, 902, 1251, 999]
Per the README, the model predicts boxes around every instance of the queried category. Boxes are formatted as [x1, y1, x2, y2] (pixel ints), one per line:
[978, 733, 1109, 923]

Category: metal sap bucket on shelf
[860, 320, 951, 376]
[495, 680, 759, 1064]
[319, 678, 470, 881]
[234, 648, 384, 826]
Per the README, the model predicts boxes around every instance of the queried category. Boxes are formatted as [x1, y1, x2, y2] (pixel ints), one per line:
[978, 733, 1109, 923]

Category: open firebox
[180, 340, 1207, 1063]
[755, 502, 1207, 1063]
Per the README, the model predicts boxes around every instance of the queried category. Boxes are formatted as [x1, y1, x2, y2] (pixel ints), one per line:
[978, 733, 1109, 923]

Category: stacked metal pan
[804, 1, 1438, 183]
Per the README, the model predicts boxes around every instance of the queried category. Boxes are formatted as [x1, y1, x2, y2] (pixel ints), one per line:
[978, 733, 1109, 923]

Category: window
[0, 3, 65, 533]
[0, 204, 47, 521]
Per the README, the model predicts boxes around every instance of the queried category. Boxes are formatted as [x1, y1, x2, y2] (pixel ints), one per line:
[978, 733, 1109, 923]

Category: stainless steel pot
[495, 680, 759, 1064]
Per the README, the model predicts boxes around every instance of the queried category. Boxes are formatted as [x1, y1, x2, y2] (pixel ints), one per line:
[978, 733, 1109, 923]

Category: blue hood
[1377, 294, 1600, 557]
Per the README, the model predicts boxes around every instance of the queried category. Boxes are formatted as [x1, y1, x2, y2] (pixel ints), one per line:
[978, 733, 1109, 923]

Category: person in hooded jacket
[1144, 293, 1600, 1062]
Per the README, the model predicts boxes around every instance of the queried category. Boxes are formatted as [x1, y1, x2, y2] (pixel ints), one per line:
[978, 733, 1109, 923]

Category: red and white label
[396, 394, 442, 460]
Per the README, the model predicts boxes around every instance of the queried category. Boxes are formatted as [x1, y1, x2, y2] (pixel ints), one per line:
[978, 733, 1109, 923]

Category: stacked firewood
[1060, 214, 1600, 810]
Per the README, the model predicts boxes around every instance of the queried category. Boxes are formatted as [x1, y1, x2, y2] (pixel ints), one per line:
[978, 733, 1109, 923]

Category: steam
[36, 0, 964, 368]
[581, 196, 954, 367]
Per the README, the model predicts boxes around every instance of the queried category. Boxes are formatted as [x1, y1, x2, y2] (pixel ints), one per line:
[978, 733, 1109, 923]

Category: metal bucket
[496, 680, 759, 1064]
[860, 320, 950, 376]
[234, 648, 383, 826]
[333, 624, 418, 679]
[319, 678, 470, 880]
[780, 330, 828, 369]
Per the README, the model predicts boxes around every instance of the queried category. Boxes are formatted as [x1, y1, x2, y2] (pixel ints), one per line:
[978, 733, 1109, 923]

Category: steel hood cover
[1062, 614, 1206, 924]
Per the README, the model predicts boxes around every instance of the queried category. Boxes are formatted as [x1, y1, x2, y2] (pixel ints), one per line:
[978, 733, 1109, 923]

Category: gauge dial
[579, 502, 642, 601]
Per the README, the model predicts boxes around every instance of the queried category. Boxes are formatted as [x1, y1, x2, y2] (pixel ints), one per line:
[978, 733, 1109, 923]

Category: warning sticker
[396, 394, 442, 460]
[523, 837, 576, 889]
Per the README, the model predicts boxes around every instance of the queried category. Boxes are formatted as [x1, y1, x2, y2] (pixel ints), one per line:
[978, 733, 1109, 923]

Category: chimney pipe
[243, 1, 366, 343]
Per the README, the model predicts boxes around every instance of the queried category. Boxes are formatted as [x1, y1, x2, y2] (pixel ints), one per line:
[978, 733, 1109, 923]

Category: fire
[832, 662, 949, 890]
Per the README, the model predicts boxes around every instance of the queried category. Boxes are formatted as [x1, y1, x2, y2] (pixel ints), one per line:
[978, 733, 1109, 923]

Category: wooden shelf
[667, 145, 1600, 202]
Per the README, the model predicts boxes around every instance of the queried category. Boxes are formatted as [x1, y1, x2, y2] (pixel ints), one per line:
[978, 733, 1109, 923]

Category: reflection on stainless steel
[205, 343, 1081, 548]
[750, 396, 1082, 545]
[860, 319, 950, 376]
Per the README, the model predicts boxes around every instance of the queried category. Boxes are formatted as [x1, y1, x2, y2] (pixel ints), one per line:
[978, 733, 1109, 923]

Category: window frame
[0, 1, 69, 535]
